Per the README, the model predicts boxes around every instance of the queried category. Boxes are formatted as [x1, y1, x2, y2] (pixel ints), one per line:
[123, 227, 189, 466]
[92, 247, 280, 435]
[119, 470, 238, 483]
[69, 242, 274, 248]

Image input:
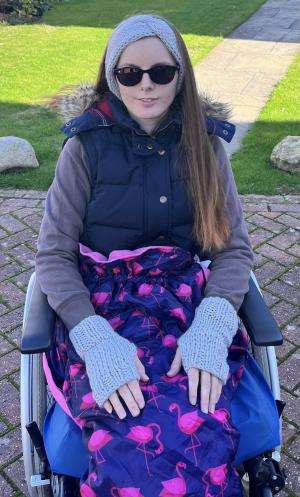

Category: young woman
[37, 12, 254, 497]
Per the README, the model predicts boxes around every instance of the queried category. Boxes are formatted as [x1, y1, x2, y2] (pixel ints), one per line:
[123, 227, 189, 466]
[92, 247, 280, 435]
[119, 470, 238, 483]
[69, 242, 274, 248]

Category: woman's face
[115, 36, 179, 135]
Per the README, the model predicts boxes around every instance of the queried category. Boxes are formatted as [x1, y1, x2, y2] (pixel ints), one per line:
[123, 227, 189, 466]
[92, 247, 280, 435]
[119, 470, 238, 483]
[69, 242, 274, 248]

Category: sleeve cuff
[177, 296, 238, 383]
[57, 296, 96, 330]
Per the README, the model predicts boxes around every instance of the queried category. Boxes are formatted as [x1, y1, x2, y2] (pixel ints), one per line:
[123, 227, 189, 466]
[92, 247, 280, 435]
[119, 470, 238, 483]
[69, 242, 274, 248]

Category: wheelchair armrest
[238, 276, 283, 346]
[20, 275, 55, 354]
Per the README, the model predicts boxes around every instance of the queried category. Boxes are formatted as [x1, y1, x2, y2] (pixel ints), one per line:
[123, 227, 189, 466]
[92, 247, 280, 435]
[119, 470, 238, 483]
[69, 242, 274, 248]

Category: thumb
[167, 348, 182, 376]
[135, 355, 149, 381]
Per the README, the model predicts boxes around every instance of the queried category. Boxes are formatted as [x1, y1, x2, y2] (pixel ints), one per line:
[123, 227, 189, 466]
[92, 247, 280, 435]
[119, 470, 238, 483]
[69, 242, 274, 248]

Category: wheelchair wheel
[21, 352, 53, 497]
[21, 273, 69, 497]
[20, 349, 79, 497]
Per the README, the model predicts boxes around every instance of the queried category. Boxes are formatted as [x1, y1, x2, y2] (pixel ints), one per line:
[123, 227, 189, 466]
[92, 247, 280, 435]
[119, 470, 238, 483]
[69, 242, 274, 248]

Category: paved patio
[0, 189, 299, 496]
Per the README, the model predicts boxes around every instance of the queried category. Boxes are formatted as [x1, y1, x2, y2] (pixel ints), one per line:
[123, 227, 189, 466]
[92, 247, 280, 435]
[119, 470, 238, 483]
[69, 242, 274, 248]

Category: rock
[0, 136, 39, 173]
[270, 136, 300, 174]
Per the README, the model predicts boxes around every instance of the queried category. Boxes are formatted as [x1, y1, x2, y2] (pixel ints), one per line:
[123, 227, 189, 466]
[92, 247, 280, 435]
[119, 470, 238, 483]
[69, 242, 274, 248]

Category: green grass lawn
[0, 0, 293, 192]
[231, 50, 300, 195]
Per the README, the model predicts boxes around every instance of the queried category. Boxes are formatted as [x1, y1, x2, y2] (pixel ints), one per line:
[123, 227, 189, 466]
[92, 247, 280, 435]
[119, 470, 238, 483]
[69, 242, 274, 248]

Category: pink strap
[79, 243, 175, 264]
[42, 353, 83, 428]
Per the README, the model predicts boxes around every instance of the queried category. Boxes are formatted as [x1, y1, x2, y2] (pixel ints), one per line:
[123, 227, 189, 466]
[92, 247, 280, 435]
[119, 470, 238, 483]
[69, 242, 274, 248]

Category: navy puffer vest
[61, 90, 235, 257]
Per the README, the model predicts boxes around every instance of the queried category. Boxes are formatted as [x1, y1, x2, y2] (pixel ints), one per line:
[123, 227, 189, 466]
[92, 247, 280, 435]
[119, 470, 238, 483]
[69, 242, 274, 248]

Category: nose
[140, 71, 154, 90]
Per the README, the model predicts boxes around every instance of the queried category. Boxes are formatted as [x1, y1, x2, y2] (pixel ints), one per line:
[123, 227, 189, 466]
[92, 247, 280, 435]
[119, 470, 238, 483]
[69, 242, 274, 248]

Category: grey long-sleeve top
[35, 135, 254, 331]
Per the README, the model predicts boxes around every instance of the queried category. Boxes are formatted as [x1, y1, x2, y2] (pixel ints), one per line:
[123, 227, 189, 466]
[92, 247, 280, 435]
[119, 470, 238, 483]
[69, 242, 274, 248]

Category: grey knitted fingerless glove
[177, 297, 238, 384]
[69, 315, 140, 407]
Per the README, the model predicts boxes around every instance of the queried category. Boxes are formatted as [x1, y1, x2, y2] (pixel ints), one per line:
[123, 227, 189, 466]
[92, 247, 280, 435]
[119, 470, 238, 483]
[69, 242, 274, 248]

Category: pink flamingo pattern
[80, 471, 98, 497]
[162, 334, 177, 348]
[88, 428, 113, 464]
[210, 409, 236, 449]
[126, 423, 164, 476]
[140, 382, 166, 411]
[175, 283, 192, 302]
[92, 290, 111, 307]
[48, 245, 248, 496]
[169, 403, 205, 466]
[111, 487, 144, 496]
[160, 372, 188, 391]
[80, 391, 97, 410]
[140, 315, 160, 339]
[80, 482, 97, 497]
[137, 345, 154, 364]
[69, 362, 86, 397]
[159, 461, 187, 496]
[202, 463, 228, 497]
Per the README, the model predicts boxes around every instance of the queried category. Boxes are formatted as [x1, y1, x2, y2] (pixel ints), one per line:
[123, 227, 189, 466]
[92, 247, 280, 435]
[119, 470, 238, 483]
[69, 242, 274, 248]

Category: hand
[103, 355, 149, 419]
[167, 347, 222, 413]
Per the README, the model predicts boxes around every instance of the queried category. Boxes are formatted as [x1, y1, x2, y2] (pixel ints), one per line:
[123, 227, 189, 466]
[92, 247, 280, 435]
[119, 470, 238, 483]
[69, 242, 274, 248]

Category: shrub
[0, 0, 16, 14]
[0, 0, 64, 18]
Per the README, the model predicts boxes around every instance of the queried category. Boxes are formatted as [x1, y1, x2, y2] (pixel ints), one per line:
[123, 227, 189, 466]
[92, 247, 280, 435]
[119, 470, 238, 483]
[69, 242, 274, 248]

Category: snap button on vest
[147, 144, 153, 150]
[160, 195, 168, 203]
[158, 149, 166, 155]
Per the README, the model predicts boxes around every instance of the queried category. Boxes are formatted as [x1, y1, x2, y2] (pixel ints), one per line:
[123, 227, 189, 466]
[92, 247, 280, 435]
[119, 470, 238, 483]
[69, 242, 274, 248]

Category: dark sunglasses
[113, 64, 180, 86]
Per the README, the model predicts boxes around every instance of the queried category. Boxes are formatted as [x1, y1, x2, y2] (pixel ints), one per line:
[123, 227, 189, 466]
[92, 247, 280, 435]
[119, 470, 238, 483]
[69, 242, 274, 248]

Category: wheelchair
[20, 261, 287, 497]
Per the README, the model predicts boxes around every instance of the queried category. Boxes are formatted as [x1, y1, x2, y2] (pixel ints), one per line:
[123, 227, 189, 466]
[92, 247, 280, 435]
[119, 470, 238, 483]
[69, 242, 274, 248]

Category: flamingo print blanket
[46, 244, 249, 497]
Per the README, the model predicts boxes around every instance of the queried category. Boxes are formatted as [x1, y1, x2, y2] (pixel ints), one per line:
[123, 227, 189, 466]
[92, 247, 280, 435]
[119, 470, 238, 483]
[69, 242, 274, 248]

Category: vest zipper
[142, 162, 148, 240]
[151, 121, 174, 139]
[135, 121, 175, 140]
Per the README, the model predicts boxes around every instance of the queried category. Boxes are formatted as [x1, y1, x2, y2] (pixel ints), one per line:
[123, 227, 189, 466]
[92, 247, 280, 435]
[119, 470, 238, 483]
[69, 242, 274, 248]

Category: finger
[109, 391, 127, 419]
[167, 348, 182, 376]
[127, 379, 145, 409]
[200, 371, 211, 414]
[216, 380, 223, 403]
[135, 356, 149, 381]
[118, 384, 141, 417]
[187, 367, 199, 405]
[208, 375, 221, 413]
[103, 399, 113, 414]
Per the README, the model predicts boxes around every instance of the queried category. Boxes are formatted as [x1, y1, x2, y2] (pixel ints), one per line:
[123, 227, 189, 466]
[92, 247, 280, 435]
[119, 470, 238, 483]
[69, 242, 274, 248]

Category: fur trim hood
[45, 83, 235, 142]
[46, 82, 233, 123]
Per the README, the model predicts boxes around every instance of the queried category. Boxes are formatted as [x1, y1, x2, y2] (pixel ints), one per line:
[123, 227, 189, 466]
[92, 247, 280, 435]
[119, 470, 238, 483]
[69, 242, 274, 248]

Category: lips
[139, 98, 157, 102]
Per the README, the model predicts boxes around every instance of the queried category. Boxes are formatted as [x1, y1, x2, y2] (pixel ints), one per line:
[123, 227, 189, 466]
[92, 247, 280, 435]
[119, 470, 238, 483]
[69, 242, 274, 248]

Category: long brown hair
[95, 12, 230, 252]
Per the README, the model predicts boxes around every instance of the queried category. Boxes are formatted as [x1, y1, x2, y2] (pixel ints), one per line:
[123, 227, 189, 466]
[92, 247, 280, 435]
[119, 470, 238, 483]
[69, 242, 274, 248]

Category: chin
[136, 110, 161, 119]
[134, 103, 165, 118]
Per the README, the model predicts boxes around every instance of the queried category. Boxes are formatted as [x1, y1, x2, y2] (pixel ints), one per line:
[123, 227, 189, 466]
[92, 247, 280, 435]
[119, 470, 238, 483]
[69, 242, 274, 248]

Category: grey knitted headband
[105, 14, 184, 100]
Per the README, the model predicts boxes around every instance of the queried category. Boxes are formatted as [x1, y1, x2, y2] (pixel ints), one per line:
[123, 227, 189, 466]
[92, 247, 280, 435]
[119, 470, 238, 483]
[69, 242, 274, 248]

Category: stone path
[194, 0, 300, 156]
[0, 188, 298, 496]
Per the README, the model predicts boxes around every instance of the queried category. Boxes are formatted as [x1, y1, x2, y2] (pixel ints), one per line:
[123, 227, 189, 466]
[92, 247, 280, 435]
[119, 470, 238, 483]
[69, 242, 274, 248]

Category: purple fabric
[46, 245, 248, 497]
